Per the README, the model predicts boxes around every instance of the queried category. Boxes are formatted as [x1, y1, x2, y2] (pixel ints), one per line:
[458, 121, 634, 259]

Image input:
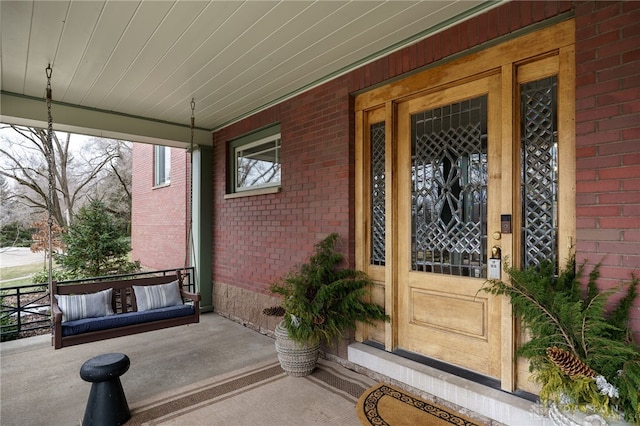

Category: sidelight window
[520, 76, 559, 270]
[370, 122, 386, 266]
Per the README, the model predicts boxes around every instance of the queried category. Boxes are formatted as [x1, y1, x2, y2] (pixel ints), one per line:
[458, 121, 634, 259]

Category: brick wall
[348, 1, 573, 91]
[213, 0, 573, 296]
[211, 0, 576, 338]
[212, 1, 639, 339]
[131, 144, 189, 270]
[575, 1, 640, 333]
[212, 77, 354, 296]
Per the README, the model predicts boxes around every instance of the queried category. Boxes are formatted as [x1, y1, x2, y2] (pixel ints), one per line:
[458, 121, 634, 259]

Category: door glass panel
[520, 76, 558, 270]
[411, 96, 488, 277]
[370, 122, 386, 266]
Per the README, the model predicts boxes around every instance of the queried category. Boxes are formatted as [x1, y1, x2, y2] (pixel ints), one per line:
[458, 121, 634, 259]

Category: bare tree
[0, 125, 121, 229]
[0, 175, 15, 226]
[86, 138, 133, 232]
[237, 158, 280, 187]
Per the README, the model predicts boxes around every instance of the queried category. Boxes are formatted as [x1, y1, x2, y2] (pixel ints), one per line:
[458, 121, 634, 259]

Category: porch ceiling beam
[0, 91, 211, 148]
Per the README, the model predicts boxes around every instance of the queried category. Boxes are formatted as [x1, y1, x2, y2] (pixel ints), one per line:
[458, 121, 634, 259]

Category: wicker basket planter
[275, 321, 320, 377]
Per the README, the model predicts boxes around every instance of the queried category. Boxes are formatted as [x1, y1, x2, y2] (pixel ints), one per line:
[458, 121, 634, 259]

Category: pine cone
[546, 346, 597, 379]
[262, 306, 285, 317]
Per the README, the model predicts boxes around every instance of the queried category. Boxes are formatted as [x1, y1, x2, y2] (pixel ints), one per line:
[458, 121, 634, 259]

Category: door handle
[491, 246, 501, 260]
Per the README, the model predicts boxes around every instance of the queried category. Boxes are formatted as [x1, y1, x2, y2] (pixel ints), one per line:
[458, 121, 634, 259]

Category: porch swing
[46, 66, 201, 349]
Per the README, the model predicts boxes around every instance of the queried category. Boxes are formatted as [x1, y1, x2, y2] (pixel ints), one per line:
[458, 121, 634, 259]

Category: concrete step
[348, 342, 554, 426]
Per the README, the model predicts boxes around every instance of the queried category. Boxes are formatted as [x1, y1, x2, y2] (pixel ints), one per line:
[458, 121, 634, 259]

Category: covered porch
[1, 313, 549, 426]
[2, 2, 638, 425]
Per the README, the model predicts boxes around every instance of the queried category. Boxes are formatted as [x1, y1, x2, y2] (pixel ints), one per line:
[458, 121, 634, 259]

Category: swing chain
[190, 98, 195, 149]
[45, 64, 54, 225]
[184, 99, 195, 272]
[45, 64, 54, 286]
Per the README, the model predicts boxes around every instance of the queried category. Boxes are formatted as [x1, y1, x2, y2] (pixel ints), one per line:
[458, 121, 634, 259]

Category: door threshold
[392, 346, 503, 391]
[348, 342, 552, 426]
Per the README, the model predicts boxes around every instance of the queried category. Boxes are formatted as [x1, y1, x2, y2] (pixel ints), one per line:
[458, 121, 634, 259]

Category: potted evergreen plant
[482, 257, 640, 425]
[264, 233, 389, 376]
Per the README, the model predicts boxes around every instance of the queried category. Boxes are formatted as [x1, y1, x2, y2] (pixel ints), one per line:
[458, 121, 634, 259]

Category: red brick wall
[212, 0, 573, 296]
[575, 1, 640, 334]
[348, 1, 573, 91]
[212, 1, 639, 338]
[132, 144, 189, 270]
[212, 78, 354, 294]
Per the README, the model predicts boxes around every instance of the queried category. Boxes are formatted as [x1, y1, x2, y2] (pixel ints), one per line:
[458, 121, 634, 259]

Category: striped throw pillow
[55, 289, 114, 323]
[133, 281, 183, 312]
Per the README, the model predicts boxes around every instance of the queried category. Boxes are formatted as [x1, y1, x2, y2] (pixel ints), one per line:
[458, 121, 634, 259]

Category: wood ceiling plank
[198, 1, 386, 124]
[1, 0, 493, 131]
[151, 1, 314, 120]
[113, 1, 249, 117]
[203, 2, 411, 122]
[63, 1, 140, 104]
[285, 0, 484, 81]
[136, 1, 284, 121]
[98, 0, 211, 112]
[52, 1, 105, 103]
[22, 1, 68, 98]
[83, 0, 175, 108]
[0, 1, 33, 92]
[208, 1, 488, 128]
[189, 1, 352, 122]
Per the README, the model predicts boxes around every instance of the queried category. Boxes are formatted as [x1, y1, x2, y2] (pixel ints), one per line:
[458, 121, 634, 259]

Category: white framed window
[229, 124, 281, 193]
[154, 145, 171, 186]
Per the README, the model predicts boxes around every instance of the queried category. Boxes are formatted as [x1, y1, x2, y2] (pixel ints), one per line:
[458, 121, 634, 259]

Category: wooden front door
[355, 20, 575, 392]
[396, 75, 503, 378]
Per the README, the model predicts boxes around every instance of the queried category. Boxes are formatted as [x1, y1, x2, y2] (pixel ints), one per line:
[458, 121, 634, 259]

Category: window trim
[154, 145, 171, 187]
[227, 123, 281, 195]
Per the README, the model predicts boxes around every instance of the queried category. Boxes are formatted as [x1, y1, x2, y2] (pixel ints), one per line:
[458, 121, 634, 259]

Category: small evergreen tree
[0, 222, 34, 247]
[56, 199, 139, 277]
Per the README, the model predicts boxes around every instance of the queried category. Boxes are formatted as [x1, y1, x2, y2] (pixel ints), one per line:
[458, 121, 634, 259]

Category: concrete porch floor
[1, 313, 277, 426]
[1, 313, 552, 426]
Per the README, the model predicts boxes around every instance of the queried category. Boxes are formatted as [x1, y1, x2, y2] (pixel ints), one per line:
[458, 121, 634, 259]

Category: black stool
[80, 353, 131, 426]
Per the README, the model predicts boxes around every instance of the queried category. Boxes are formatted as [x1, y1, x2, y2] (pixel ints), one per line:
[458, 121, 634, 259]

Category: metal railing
[0, 284, 50, 341]
[0, 267, 196, 341]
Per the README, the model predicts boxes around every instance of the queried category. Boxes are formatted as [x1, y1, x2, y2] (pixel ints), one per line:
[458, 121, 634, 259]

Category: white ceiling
[1, 0, 499, 146]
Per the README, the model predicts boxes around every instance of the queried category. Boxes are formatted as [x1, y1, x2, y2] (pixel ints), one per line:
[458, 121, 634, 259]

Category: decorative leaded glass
[521, 76, 558, 270]
[370, 122, 386, 266]
[411, 96, 488, 277]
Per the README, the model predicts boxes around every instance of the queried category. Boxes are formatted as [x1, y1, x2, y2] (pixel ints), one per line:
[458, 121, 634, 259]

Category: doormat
[356, 383, 484, 426]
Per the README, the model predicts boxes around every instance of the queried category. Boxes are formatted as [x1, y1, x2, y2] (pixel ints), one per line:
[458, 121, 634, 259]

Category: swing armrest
[180, 289, 200, 303]
[51, 297, 63, 349]
[176, 270, 200, 304]
[51, 297, 63, 323]
[180, 290, 200, 323]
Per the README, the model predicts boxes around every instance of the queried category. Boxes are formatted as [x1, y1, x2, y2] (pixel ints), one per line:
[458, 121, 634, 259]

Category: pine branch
[485, 273, 578, 355]
[483, 258, 640, 423]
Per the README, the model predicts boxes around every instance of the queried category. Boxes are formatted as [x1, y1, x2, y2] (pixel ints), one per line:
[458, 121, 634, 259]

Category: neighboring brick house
[131, 144, 189, 271]
[133, 1, 638, 422]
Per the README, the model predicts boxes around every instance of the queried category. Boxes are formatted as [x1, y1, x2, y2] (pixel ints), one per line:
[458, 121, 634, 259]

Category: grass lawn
[0, 263, 47, 288]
